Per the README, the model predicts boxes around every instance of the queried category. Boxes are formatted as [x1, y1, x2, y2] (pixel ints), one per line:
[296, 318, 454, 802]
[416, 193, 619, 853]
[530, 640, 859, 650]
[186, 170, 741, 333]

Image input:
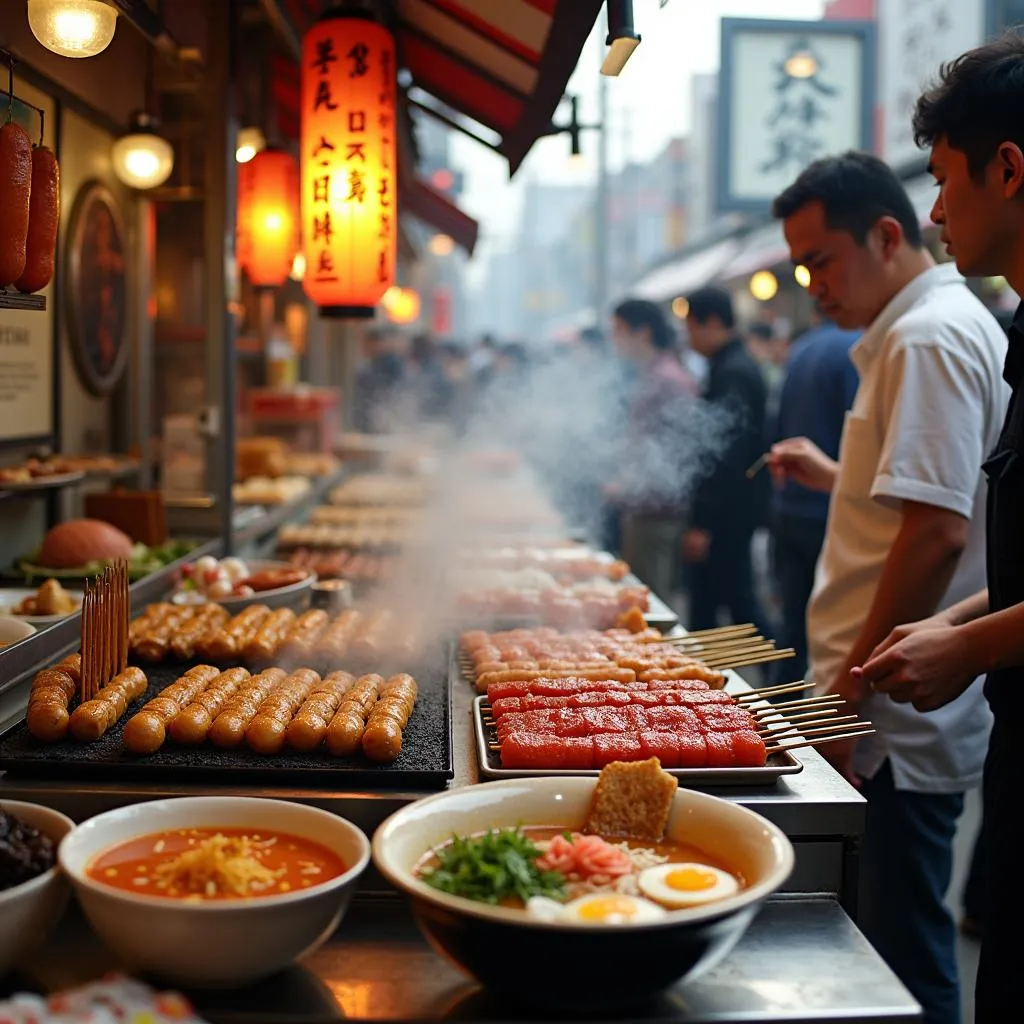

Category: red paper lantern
[237, 148, 300, 288]
[300, 10, 397, 317]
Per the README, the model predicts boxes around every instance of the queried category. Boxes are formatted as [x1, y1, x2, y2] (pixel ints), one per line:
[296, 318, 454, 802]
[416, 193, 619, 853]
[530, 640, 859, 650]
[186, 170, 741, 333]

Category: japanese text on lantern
[301, 14, 397, 311]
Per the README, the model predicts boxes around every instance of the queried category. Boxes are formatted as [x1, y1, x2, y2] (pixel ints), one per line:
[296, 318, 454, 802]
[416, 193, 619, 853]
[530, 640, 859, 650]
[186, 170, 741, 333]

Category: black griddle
[0, 658, 452, 789]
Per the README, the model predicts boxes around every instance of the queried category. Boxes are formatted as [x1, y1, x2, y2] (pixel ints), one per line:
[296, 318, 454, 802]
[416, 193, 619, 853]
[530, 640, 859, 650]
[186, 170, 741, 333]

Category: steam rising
[352, 349, 744, 648]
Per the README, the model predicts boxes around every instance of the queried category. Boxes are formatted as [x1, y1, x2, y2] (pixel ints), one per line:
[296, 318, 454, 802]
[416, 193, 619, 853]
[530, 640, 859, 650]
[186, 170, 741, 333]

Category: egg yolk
[576, 896, 641, 921]
[665, 866, 719, 892]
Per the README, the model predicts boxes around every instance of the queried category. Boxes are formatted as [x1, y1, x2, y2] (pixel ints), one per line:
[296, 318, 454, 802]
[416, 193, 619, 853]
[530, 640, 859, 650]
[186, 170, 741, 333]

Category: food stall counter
[10, 896, 920, 1023]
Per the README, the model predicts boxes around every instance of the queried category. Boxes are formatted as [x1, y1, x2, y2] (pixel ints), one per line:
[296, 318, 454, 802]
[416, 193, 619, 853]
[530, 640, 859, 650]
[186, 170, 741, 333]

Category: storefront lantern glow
[300, 10, 397, 318]
[237, 148, 300, 289]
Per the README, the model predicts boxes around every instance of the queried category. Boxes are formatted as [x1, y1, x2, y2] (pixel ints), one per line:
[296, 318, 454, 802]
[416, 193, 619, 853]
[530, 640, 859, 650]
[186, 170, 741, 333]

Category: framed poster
[65, 180, 129, 396]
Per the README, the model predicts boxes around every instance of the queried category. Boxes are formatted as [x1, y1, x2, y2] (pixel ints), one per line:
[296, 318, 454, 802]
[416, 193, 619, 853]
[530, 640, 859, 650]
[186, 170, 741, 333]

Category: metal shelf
[0, 291, 46, 312]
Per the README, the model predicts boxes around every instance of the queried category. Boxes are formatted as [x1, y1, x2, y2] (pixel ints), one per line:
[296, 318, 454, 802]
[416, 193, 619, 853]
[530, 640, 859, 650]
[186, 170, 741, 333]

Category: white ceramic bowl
[171, 560, 314, 612]
[0, 800, 75, 974]
[59, 797, 371, 987]
[0, 616, 38, 648]
[373, 777, 794, 1008]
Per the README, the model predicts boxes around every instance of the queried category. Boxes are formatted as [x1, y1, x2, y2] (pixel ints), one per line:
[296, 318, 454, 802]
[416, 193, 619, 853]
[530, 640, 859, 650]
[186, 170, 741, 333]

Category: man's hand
[855, 624, 978, 713]
[864, 611, 954, 661]
[682, 528, 711, 563]
[769, 437, 839, 493]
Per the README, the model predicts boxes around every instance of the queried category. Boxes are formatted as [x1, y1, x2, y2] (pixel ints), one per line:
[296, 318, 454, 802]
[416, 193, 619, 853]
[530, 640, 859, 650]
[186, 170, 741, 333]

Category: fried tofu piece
[583, 757, 678, 841]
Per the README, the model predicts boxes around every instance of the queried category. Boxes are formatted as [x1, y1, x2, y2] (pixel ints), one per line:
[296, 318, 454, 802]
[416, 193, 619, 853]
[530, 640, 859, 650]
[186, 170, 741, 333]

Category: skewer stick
[669, 623, 756, 641]
[670, 635, 769, 654]
[766, 728, 876, 754]
[701, 640, 779, 660]
[665, 630, 760, 648]
[733, 680, 809, 703]
[712, 649, 796, 670]
[759, 713, 858, 736]
[746, 453, 770, 479]
[770, 720, 871, 741]
[754, 696, 845, 718]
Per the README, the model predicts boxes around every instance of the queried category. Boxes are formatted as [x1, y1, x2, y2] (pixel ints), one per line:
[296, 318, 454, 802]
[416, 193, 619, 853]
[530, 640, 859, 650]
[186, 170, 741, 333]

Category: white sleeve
[870, 340, 985, 520]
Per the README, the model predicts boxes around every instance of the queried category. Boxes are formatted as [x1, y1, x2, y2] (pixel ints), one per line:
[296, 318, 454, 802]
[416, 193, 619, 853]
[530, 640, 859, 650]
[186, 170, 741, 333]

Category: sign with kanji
[300, 11, 397, 316]
[717, 18, 876, 212]
[878, 0, 985, 171]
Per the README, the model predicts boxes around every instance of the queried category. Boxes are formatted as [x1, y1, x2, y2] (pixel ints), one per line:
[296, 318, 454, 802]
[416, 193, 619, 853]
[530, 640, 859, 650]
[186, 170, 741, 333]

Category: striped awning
[270, 0, 603, 173]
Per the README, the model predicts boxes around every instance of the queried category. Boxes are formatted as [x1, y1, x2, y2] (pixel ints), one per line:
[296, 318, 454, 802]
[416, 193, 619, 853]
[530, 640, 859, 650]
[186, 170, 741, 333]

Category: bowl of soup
[373, 776, 793, 1008]
[0, 800, 75, 974]
[59, 796, 370, 987]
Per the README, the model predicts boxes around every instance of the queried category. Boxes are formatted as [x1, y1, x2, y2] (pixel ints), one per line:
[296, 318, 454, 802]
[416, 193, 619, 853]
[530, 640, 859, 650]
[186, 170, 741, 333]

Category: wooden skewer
[759, 713, 858, 736]
[760, 716, 860, 741]
[766, 728, 876, 755]
[711, 649, 796, 670]
[734, 680, 809, 702]
[770, 720, 871, 741]
[701, 640, 779, 661]
[673, 623, 756, 640]
[665, 631, 761, 648]
[669, 636, 769, 655]
[754, 696, 845, 718]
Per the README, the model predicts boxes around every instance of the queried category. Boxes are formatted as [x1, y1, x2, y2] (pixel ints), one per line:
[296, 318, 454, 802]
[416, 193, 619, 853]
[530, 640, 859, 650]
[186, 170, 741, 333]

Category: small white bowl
[0, 800, 75, 974]
[60, 797, 371, 987]
[0, 616, 38, 648]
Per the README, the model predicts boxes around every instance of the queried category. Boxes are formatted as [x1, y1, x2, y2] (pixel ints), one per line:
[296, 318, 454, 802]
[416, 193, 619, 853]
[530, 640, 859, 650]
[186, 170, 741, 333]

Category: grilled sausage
[350, 609, 394, 661]
[285, 671, 355, 751]
[197, 605, 271, 662]
[312, 609, 362, 662]
[243, 607, 297, 663]
[69, 667, 148, 742]
[133, 605, 199, 662]
[14, 145, 59, 293]
[169, 667, 250, 745]
[169, 603, 229, 661]
[281, 609, 331, 662]
[361, 674, 417, 763]
[123, 665, 220, 755]
[245, 668, 320, 755]
[26, 667, 77, 743]
[208, 667, 287, 748]
[0, 122, 32, 287]
[325, 674, 381, 757]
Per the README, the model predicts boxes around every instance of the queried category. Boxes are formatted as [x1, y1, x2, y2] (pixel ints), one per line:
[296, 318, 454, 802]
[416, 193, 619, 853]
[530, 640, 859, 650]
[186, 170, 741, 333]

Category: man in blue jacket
[769, 312, 859, 682]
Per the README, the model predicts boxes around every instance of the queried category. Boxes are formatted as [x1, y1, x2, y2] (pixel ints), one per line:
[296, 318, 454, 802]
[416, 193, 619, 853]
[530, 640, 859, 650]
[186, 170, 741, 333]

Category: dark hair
[612, 298, 673, 350]
[771, 151, 924, 249]
[685, 287, 735, 330]
[748, 321, 774, 342]
[913, 32, 1024, 180]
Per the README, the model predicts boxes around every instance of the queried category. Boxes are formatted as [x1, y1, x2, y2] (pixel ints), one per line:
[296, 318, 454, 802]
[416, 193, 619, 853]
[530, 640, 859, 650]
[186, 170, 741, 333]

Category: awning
[402, 176, 479, 255]
[632, 238, 745, 303]
[720, 223, 789, 282]
[268, 0, 604, 174]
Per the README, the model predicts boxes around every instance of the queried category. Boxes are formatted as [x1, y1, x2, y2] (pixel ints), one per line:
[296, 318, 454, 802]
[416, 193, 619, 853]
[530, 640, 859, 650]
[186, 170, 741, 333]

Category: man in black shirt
[856, 33, 1024, 1021]
[682, 287, 771, 636]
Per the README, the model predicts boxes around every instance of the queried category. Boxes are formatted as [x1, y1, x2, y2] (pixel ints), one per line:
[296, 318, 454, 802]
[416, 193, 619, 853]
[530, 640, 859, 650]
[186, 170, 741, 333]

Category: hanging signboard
[877, 0, 986, 172]
[717, 18, 876, 213]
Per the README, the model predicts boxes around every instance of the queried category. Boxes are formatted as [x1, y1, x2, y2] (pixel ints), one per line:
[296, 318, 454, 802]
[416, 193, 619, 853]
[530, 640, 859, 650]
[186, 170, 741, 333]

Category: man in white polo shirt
[768, 152, 1008, 1024]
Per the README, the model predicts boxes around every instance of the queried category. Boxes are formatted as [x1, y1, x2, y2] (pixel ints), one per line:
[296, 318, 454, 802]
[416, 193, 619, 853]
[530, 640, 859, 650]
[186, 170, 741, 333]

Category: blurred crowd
[350, 289, 857, 686]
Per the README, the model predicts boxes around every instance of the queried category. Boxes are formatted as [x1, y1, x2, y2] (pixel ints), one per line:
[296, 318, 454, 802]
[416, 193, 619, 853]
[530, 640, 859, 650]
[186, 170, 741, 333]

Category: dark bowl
[373, 778, 793, 1010]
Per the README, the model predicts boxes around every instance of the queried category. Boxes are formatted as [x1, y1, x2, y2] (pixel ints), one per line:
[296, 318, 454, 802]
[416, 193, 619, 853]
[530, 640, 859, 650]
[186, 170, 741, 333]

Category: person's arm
[829, 500, 969, 708]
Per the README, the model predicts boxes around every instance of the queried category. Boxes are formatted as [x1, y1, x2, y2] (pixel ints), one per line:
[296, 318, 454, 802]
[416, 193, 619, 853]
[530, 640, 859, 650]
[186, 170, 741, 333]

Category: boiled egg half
[562, 893, 666, 925]
[638, 863, 740, 909]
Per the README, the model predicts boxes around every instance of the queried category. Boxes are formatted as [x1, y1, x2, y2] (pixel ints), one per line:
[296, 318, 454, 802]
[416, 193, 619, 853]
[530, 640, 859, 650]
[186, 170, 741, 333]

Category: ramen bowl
[373, 777, 793, 1008]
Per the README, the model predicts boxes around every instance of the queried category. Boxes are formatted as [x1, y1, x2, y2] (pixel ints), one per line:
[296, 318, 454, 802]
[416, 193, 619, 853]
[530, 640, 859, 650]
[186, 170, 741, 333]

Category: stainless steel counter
[11, 896, 919, 1023]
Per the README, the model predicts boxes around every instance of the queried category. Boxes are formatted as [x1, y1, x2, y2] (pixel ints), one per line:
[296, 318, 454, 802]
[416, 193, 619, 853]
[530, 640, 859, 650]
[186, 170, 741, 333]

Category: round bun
[38, 520, 133, 569]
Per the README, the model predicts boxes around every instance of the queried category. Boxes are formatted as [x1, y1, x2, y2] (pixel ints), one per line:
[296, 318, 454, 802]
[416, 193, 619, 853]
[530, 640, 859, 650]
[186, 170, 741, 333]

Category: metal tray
[472, 696, 803, 786]
[0, 659, 453, 790]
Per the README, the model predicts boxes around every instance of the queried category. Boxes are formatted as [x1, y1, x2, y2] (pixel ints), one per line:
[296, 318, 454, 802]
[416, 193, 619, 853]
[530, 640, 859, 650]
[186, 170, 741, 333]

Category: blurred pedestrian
[682, 287, 772, 637]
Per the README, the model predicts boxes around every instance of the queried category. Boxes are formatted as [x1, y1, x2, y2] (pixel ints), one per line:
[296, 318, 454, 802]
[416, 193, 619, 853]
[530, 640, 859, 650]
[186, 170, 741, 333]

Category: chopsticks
[79, 561, 129, 703]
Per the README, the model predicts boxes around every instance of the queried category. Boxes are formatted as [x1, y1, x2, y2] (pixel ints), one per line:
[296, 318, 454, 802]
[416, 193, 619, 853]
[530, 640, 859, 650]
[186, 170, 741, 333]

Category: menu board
[0, 85, 55, 443]
[0, 308, 53, 442]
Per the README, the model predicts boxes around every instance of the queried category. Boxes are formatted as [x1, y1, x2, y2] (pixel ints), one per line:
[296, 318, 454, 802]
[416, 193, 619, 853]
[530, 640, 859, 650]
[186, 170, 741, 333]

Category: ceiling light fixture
[602, 0, 641, 77]
[27, 0, 117, 58]
[111, 112, 174, 190]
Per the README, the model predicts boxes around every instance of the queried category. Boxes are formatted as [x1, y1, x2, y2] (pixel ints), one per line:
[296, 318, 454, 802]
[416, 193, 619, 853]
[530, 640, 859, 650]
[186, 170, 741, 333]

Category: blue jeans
[859, 761, 964, 1024]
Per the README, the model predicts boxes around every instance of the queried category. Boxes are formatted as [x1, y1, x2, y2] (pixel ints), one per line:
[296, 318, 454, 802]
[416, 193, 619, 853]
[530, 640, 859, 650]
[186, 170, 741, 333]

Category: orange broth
[86, 827, 346, 900]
